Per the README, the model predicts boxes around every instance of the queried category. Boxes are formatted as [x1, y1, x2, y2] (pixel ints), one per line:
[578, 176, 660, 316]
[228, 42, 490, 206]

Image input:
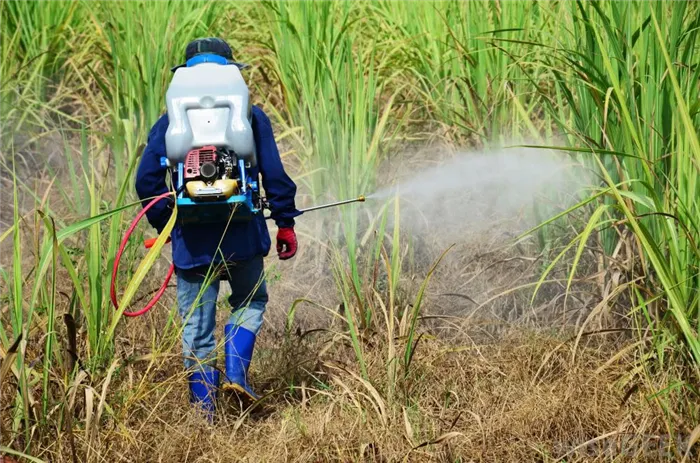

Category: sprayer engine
[182, 145, 238, 201]
[170, 145, 260, 225]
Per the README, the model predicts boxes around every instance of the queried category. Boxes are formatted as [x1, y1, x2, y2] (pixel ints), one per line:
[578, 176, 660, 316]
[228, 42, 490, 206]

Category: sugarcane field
[1, 1, 700, 462]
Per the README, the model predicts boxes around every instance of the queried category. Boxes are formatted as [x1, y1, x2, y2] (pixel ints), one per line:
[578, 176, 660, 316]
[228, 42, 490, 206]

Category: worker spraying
[134, 38, 301, 417]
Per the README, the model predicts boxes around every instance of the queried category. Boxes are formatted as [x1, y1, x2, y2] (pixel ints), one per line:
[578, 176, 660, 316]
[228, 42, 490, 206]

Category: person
[135, 38, 300, 416]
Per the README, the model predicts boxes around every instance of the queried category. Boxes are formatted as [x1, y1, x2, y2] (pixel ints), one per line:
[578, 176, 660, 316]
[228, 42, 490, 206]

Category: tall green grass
[0, 1, 220, 448]
[529, 1, 700, 416]
[2, 0, 700, 457]
[373, 0, 538, 142]
[261, 1, 396, 201]
[260, 1, 404, 347]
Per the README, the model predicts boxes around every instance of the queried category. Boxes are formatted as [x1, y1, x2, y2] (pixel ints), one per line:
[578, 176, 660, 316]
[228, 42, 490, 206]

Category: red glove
[144, 237, 171, 249]
[276, 227, 297, 260]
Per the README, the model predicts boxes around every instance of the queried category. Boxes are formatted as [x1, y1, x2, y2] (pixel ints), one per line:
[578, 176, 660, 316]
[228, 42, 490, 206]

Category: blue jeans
[176, 256, 268, 371]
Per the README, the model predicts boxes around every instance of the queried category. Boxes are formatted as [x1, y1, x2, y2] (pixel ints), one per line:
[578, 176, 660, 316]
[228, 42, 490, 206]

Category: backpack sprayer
[110, 56, 364, 317]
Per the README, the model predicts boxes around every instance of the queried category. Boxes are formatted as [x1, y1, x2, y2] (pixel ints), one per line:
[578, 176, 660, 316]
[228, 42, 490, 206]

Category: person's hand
[276, 227, 298, 260]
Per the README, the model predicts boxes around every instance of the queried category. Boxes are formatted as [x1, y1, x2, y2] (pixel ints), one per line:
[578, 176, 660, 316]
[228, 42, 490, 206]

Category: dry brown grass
[25, 327, 670, 463]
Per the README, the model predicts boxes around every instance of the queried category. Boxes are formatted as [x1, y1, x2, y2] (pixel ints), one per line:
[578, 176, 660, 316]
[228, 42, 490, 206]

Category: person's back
[135, 37, 300, 418]
[138, 105, 297, 268]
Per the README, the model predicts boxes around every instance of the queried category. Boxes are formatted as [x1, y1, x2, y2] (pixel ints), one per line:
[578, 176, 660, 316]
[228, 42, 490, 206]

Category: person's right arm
[135, 115, 173, 233]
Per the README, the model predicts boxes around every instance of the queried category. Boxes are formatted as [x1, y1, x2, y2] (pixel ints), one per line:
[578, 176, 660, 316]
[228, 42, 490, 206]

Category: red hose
[110, 192, 175, 317]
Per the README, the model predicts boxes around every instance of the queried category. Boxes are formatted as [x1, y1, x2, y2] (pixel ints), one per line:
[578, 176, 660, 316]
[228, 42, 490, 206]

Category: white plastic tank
[164, 63, 256, 167]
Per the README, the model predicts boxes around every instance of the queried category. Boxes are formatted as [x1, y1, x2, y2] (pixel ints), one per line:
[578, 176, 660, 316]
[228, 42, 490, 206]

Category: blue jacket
[135, 105, 300, 270]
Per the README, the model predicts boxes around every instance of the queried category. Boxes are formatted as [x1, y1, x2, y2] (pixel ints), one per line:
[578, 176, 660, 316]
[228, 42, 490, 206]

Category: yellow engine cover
[186, 179, 239, 199]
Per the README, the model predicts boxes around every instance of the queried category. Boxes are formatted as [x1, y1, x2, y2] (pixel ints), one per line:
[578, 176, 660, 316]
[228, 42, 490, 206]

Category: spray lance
[110, 194, 365, 317]
[265, 195, 365, 219]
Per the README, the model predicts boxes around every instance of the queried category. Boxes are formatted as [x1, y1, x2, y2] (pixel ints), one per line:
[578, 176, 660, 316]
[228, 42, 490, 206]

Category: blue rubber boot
[222, 324, 259, 401]
[189, 369, 219, 421]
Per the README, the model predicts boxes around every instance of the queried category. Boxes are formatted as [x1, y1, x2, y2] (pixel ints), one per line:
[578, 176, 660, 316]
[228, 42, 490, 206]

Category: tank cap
[199, 96, 215, 108]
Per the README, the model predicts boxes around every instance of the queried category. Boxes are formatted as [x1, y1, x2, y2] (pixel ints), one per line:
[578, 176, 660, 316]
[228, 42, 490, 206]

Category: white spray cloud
[367, 146, 592, 243]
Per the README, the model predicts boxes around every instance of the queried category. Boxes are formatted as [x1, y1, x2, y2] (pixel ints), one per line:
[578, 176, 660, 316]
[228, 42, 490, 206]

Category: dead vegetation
[25, 327, 667, 462]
